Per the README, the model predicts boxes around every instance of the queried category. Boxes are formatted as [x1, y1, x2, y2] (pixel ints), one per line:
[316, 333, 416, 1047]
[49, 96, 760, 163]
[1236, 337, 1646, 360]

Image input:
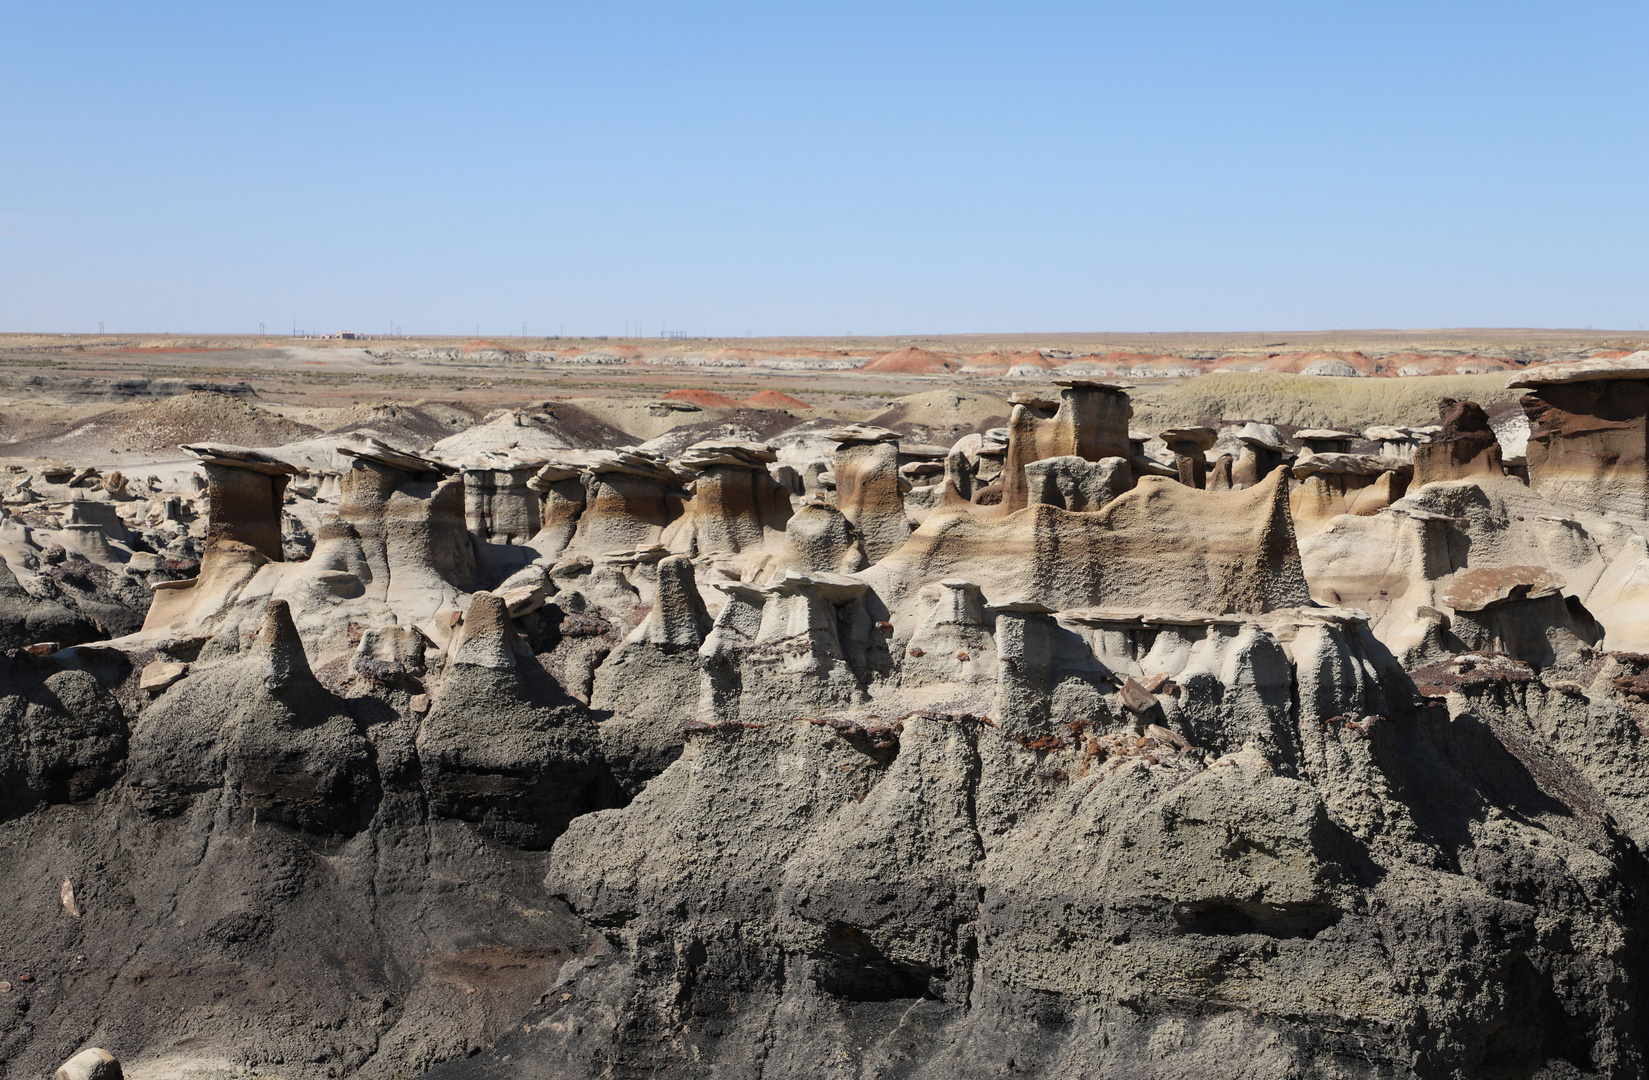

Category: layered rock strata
[6, 363, 1649, 1079]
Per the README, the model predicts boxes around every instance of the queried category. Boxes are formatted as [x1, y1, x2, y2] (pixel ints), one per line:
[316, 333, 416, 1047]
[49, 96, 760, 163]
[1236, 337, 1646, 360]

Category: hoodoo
[6, 364, 1649, 1080]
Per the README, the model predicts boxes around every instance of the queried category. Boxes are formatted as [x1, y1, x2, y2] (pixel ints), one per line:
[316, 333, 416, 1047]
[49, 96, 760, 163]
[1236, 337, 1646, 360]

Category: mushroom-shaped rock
[1294, 428, 1357, 454]
[1437, 565, 1595, 666]
[662, 439, 791, 558]
[182, 443, 298, 561]
[1231, 423, 1291, 489]
[1159, 426, 1217, 488]
[591, 554, 712, 794]
[336, 442, 475, 619]
[565, 449, 678, 556]
[985, 596, 1062, 734]
[726, 570, 874, 716]
[1363, 425, 1433, 462]
[1512, 352, 1649, 518]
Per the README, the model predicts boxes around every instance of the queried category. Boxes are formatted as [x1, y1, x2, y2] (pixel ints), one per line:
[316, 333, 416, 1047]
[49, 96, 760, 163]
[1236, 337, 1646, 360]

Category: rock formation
[1513, 350, 1649, 518]
[8, 361, 1649, 1078]
[999, 380, 1132, 512]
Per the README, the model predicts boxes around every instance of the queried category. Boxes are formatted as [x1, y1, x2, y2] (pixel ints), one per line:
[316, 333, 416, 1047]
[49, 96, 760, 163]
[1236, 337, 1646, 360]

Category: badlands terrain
[4, 328, 1649, 1080]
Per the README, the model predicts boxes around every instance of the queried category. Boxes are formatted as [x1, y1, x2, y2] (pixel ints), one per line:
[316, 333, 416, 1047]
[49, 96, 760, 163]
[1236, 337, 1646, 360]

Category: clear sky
[1, 1, 1643, 337]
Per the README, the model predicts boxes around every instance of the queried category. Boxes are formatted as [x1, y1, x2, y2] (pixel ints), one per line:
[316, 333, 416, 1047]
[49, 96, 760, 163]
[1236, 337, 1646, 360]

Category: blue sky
[1, 1, 1643, 336]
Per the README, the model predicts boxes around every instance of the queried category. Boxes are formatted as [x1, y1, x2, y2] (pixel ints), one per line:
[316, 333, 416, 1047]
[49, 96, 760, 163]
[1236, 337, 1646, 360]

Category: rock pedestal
[1001, 381, 1132, 512]
[1513, 353, 1649, 518]
[832, 430, 909, 563]
[182, 444, 298, 561]
[1159, 426, 1217, 489]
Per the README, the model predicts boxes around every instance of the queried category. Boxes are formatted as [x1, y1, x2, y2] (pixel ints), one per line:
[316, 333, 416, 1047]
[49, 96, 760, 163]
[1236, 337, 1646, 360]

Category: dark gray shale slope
[2, 596, 1648, 1078]
[433, 655, 1649, 1080]
[0, 600, 614, 1080]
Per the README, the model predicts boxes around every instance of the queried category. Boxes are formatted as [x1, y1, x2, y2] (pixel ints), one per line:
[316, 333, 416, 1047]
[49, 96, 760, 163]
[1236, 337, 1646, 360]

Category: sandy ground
[0, 329, 1629, 471]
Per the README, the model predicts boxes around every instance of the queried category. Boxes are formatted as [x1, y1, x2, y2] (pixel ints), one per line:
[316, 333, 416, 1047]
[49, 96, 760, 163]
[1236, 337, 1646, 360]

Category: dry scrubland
[0, 330, 1599, 459]
[1131, 372, 1521, 429]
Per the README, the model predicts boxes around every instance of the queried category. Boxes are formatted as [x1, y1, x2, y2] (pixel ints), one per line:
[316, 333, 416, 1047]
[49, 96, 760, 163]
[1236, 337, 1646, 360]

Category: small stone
[502, 584, 547, 617]
[409, 694, 431, 714]
[55, 1047, 122, 1080]
[1145, 723, 1190, 750]
[156, 635, 210, 656]
[1141, 672, 1170, 693]
[1119, 676, 1157, 713]
[140, 660, 189, 692]
[0, 981, 10, 992]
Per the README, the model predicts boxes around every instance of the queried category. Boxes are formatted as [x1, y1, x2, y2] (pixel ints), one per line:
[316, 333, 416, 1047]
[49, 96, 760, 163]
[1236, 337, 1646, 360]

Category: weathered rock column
[988, 597, 1058, 735]
[1411, 398, 1505, 488]
[663, 439, 791, 558]
[461, 460, 543, 545]
[1001, 380, 1132, 512]
[831, 426, 909, 564]
[1158, 426, 1217, 488]
[181, 443, 298, 561]
[1511, 353, 1649, 518]
[1230, 424, 1289, 490]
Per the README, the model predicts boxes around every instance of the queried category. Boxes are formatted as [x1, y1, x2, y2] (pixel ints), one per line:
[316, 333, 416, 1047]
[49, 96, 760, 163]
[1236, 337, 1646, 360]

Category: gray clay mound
[429, 403, 634, 463]
[273, 402, 490, 473]
[322, 400, 487, 446]
[867, 388, 1011, 445]
[638, 408, 811, 459]
[0, 392, 318, 458]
